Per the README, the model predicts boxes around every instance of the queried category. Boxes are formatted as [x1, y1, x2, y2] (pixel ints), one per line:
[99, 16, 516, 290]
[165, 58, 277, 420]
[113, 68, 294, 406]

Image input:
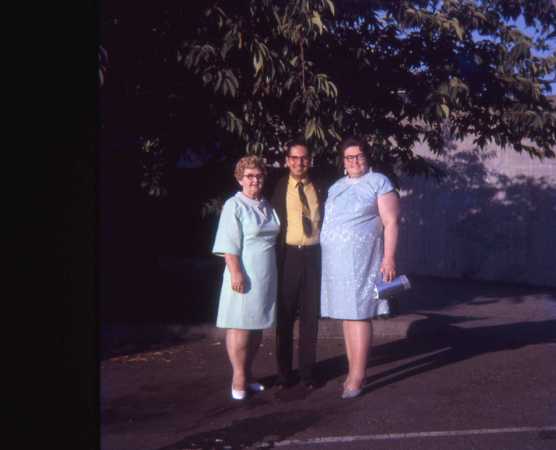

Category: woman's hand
[380, 257, 396, 283]
[230, 270, 245, 293]
[224, 253, 246, 293]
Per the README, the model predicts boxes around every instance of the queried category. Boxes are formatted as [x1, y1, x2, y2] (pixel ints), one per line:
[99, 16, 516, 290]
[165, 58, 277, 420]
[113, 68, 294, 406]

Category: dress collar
[236, 191, 267, 208]
[345, 169, 372, 184]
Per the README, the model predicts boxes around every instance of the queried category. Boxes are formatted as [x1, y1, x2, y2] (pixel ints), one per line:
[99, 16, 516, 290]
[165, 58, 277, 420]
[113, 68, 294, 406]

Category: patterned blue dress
[320, 171, 394, 320]
[212, 192, 280, 329]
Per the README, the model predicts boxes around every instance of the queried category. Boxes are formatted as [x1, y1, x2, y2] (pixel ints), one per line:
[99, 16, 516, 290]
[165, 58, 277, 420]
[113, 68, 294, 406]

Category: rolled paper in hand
[374, 275, 411, 299]
[376, 298, 391, 317]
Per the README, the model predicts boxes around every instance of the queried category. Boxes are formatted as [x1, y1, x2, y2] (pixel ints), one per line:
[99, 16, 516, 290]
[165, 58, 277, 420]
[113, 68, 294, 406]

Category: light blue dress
[212, 192, 280, 329]
[320, 171, 395, 320]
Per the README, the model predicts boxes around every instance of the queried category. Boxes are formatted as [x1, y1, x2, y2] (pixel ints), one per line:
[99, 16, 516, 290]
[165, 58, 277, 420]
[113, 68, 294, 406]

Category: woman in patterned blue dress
[212, 156, 280, 400]
[320, 137, 400, 399]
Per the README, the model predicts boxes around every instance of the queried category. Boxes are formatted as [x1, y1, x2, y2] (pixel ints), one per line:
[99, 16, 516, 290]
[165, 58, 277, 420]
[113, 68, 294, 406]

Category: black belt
[285, 244, 320, 251]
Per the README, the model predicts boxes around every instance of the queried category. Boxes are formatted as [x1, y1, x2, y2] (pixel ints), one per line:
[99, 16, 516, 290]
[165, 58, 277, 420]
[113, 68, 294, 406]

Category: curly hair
[339, 136, 367, 156]
[234, 155, 267, 182]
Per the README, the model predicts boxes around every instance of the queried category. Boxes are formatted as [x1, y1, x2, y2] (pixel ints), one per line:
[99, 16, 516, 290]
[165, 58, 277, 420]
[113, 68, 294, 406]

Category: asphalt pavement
[100, 275, 556, 450]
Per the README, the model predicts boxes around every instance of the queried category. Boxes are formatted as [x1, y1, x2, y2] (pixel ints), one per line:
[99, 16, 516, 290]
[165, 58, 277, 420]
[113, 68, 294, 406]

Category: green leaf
[202, 72, 212, 85]
[214, 71, 222, 91]
[436, 104, 450, 119]
[328, 80, 338, 97]
[325, 0, 335, 16]
[305, 118, 316, 139]
[311, 12, 324, 34]
[253, 52, 263, 74]
[452, 19, 464, 40]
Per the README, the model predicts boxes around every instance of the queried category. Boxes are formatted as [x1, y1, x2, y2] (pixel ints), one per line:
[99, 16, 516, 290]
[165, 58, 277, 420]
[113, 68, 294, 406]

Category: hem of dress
[320, 315, 377, 320]
[216, 323, 275, 330]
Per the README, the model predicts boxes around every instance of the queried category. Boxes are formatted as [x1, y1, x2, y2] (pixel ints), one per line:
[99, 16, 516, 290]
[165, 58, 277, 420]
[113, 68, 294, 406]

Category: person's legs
[342, 320, 372, 391]
[226, 328, 250, 391]
[246, 330, 263, 381]
[342, 320, 354, 387]
[276, 248, 302, 384]
[298, 247, 320, 384]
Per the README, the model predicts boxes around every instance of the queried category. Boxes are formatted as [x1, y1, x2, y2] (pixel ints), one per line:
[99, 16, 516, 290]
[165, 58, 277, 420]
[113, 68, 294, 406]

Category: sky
[514, 16, 556, 95]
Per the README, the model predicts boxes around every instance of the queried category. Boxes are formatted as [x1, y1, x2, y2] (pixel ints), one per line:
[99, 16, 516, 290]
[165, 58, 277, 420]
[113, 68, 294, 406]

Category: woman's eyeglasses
[344, 154, 366, 162]
[244, 174, 264, 180]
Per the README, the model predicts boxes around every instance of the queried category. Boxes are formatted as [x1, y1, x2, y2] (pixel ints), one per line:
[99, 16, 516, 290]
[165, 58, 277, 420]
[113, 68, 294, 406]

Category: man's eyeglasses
[243, 174, 264, 181]
[288, 155, 310, 162]
[344, 154, 366, 162]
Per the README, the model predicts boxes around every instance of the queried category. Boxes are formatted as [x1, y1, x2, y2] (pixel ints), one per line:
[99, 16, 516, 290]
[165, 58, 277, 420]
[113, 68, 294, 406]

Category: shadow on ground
[395, 276, 556, 314]
[314, 314, 556, 398]
[100, 322, 209, 360]
[155, 410, 320, 450]
[100, 276, 555, 360]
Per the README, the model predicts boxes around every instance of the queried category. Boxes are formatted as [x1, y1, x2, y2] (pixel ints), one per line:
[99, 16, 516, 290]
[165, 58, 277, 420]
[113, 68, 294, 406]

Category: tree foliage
[181, 0, 556, 174]
[182, 0, 339, 159]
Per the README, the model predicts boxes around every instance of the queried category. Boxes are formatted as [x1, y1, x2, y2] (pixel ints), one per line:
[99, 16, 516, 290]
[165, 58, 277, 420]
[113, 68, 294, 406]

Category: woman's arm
[377, 191, 400, 282]
[224, 253, 245, 293]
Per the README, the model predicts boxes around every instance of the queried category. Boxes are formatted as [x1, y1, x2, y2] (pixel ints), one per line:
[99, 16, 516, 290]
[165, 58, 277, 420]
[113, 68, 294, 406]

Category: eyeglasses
[344, 154, 366, 162]
[243, 174, 264, 181]
[288, 155, 310, 162]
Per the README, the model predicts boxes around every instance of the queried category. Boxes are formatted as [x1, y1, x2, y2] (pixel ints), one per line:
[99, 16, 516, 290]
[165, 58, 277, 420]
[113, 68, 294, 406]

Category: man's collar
[288, 174, 310, 186]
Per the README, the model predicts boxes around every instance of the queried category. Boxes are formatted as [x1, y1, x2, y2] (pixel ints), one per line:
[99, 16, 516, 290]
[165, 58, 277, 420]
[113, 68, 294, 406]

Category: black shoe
[301, 377, 317, 390]
[275, 374, 295, 389]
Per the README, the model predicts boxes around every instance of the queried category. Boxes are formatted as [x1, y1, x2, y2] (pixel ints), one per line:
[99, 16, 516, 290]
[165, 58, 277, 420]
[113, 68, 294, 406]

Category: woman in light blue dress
[320, 137, 400, 399]
[212, 156, 280, 400]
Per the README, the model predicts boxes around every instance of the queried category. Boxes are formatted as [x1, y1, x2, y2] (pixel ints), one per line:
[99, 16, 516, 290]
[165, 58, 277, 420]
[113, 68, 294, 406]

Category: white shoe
[248, 382, 265, 392]
[341, 388, 362, 399]
[231, 386, 246, 400]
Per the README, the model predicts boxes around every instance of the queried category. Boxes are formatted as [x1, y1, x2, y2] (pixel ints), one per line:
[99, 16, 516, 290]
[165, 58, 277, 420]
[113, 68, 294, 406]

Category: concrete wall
[396, 137, 556, 287]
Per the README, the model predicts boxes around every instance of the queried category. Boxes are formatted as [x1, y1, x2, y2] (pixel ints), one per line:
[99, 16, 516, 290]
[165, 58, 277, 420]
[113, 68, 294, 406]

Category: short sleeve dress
[212, 192, 281, 329]
[320, 171, 394, 320]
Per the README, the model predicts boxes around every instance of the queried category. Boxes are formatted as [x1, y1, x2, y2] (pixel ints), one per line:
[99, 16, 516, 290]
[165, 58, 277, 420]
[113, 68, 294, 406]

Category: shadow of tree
[397, 149, 556, 287]
[394, 274, 556, 316]
[314, 314, 556, 396]
[363, 316, 556, 396]
[154, 410, 320, 450]
[99, 322, 210, 360]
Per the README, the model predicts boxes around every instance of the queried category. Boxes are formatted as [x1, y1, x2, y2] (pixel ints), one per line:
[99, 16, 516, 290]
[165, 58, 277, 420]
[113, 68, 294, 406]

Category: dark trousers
[276, 244, 321, 382]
